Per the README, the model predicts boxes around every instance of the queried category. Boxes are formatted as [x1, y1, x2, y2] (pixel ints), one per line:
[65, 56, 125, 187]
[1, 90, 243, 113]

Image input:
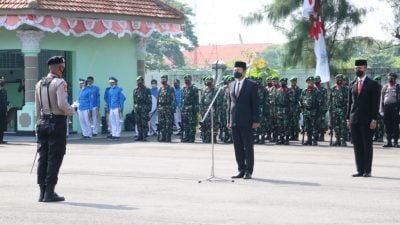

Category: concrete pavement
[0, 134, 399, 225]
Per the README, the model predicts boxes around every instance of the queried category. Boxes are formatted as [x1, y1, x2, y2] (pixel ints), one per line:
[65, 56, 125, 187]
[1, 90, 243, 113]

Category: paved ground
[0, 133, 400, 225]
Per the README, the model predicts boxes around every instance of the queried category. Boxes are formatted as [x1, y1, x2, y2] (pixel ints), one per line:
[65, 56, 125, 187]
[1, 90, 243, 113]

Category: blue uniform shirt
[151, 87, 158, 98]
[79, 87, 92, 111]
[174, 87, 182, 108]
[106, 86, 126, 110]
[88, 85, 100, 109]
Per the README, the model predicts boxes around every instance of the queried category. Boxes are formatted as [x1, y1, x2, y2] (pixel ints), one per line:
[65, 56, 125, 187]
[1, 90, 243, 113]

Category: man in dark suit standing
[228, 61, 260, 179]
[347, 59, 380, 178]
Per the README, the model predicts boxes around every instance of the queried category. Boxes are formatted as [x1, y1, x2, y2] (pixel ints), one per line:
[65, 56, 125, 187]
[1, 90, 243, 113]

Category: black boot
[312, 137, 318, 146]
[284, 136, 290, 145]
[341, 139, 347, 147]
[135, 133, 143, 141]
[159, 133, 166, 142]
[42, 184, 65, 202]
[332, 139, 341, 146]
[303, 135, 312, 145]
[166, 134, 172, 143]
[259, 135, 265, 144]
[38, 184, 46, 202]
[188, 135, 195, 143]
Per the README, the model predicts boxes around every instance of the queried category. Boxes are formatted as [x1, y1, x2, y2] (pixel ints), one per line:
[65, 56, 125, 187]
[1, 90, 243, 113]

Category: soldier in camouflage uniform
[253, 76, 268, 144]
[288, 77, 302, 141]
[269, 76, 280, 143]
[0, 76, 7, 144]
[300, 76, 321, 146]
[200, 76, 222, 143]
[264, 77, 273, 140]
[373, 75, 384, 142]
[180, 75, 199, 143]
[133, 76, 152, 141]
[275, 77, 291, 145]
[315, 76, 328, 141]
[221, 75, 235, 143]
[328, 74, 349, 146]
[157, 75, 176, 142]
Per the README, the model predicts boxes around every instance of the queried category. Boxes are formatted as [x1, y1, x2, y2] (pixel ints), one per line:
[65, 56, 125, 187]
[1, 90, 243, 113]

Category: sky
[179, 0, 395, 45]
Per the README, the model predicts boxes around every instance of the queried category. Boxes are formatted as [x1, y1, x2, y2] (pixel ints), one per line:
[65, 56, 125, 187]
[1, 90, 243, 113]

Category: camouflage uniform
[221, 75, 234, 143]
[253, 77, 269, 144]
[181, 75, 200, 143]
[328, 74, 349, 146]
[133, 76, 152, 141]
[157, 75, 176, 142]
[288, 77, 302, 141]
[268, 76, 280, 142]
[265, 78, 273, 140]
[315, 76, 328, 141]
[301, 76, 321, 145]
[275, 78, 291, 145]
[200, 77, 222, 143]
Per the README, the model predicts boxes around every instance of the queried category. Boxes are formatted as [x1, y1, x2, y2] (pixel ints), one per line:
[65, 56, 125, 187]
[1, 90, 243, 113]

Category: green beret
[184, 75, 192, 79]
[289, 77, 297, 81]
[204, 76, 213, 81]
[161, 75, 168, 79]
[314, 75, 321, 80]
[373, 76, 382, 81]
[271, 75, 279, 81]
[335, 74, 344, 79]
[306, 76, 315, 82]
[280, 77, 288, 82]
[136, 76, 144, 81]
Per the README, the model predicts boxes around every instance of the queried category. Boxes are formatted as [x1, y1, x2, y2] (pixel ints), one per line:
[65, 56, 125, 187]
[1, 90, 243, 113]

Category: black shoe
[111, 136, 120, 140]
[341, 141, 347, 147]
[352, 173, 363, 177]
[166, 134, 172, 143]
[394, 142, 399, 147]
[159, 133, 166, 142]
[243, 173, 252, 179]
[107, 135, 113, 139]
[38, 185, 46, 202]
[363, 173, 371, 177]
[42, 185, 65, 202]
[92, 134, 97, 137]
[383, 143, 393, 147]
[135, 134, 143, 141]
[312, 141, 318, 146]
[231, 171, 245, 179]
[303, 140, 312, 146]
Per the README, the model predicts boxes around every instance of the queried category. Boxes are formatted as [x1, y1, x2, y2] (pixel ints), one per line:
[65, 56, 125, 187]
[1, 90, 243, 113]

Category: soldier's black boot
[159, 133, 166, 142]
[188, 135, 195, 143]
[332, 139, 341, 146]
[319, 133, 324, 142]
[312, 136, 318, 146]
[303, 135, 313, 145]
[284, 136, 290, 145]
[341, 138, 347, 147]
[166, 134, 172, 143]
[38, 184, 46, 202]
[294, 133, 299, 141]
[383, 134, 392, 147]
[266, 133, 271, 141]
[135, 133, 143, 141]
[259, 136, 265, 144]
[42, 184, 65, 202]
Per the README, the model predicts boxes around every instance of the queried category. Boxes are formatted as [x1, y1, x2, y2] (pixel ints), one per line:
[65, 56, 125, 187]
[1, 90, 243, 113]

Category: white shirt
[357, 75, 367, 85]
[235, 78, 244, 95]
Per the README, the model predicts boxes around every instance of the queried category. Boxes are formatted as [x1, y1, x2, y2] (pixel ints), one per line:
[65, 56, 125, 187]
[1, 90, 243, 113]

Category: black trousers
[351, 123, 374, 174]
[0, 110, 6, 142]
[232, 126, 254, 174]
[383, 104, 399, 142]
[37, 116, 67, 185]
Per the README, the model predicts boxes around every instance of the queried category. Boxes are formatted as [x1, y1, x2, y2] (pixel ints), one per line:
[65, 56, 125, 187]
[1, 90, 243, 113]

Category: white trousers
[90, 107, 99, 135]
[109, 108, 121, 137]
[149, 111, 158, 134]
[174, 107, 181, 131]
[78, 109, 92, 137]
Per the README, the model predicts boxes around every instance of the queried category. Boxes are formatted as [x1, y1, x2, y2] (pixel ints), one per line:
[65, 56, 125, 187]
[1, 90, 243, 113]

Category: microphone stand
[198, 83, 234, 183]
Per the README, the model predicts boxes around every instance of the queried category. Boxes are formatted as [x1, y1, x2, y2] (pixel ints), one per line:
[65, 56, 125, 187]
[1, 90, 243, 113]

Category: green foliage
[384, 0, 400, 41]
[242, 0, 366, 69]
[146, 0, 198, 70]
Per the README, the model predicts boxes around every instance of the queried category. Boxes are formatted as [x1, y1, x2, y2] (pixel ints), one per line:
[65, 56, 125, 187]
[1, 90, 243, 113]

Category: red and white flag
[303, 0, 330, 83]
[302, 0, 316, 18]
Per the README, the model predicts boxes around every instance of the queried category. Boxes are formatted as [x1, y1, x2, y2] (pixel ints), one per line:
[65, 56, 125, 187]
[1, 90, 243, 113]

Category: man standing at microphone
[228, 61, 259, 180]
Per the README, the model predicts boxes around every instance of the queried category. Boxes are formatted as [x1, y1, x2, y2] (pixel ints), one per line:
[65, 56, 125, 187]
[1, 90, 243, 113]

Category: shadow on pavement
[251, 178, 321, 187]
[60, 202, 138, 210]
[370, 176, 400, 181]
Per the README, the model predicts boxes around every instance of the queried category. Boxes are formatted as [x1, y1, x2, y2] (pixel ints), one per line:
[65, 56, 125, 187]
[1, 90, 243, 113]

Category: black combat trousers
[0, 110, 6, 142]
[37, 115, 67, 185]
[383, 103, 399, 142]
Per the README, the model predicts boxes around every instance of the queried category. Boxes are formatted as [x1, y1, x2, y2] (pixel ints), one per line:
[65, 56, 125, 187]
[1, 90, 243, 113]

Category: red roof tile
[184, 43, 272, 68]
[0, 0, 184, 21]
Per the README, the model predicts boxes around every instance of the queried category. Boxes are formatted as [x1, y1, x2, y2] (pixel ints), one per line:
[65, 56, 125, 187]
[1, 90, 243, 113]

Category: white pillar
[134, 36, 148, 81]
[16, 30, 44, 133]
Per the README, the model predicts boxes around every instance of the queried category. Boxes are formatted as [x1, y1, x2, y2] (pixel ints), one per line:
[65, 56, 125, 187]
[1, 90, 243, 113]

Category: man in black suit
[347, 59, 380, 178]
[228, 61, 259, 179]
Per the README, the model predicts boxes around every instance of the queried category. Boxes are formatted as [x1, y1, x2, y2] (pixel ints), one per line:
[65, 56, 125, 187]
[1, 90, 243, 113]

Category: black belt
[41, 114, 66, 119]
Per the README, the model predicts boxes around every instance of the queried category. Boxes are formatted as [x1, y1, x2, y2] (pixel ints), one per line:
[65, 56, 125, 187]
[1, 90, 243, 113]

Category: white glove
[71, 102, 79, 108]
[380, 112, 384, 117]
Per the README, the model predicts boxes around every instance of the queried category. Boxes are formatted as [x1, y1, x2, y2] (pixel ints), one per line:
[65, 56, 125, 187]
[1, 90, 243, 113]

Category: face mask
[184, 80, 191, 85]
[315, 81, 321, 86]
[205, 81, 212, 86]
[336, 80, 343, 85]
[389, 78, 396, 83]
[308, 83, 314, 87]
[151, 84, 157, 88]
[281, 83, 287, 88]
[161, 81, 167, 85]
[356, 70, 364, 77]
[267, 83, 272, 87]
[137, 82, 144, 87]
[234, 72, 242, 79]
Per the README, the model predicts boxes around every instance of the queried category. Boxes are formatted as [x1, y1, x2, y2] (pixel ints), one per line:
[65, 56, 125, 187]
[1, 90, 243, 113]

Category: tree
[146, 0, 198, 70]
[383, 0, 400, 41]
[242, 0, 366, 69]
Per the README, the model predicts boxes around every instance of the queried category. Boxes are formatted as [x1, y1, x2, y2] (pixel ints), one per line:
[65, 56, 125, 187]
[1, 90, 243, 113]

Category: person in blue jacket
[106, 77, 125, 140]
[86, 76, 100, 136]
[78, 80, 93, 139]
